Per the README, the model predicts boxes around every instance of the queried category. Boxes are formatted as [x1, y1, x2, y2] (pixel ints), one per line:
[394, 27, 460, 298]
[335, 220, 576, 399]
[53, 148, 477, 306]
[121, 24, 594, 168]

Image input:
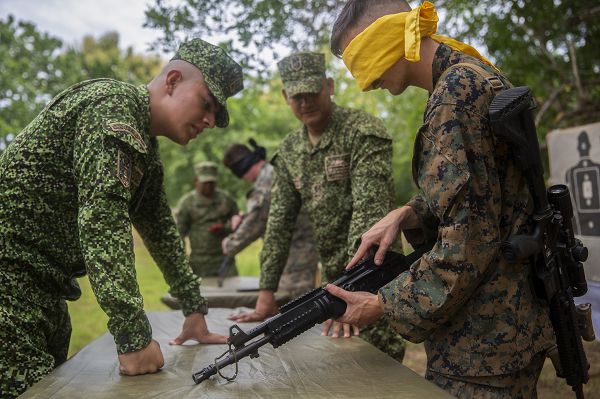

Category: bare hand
[231, 213, 244, 231]
[325, 284, 384, 327]
[221, 237, 230, 255]
[118, 339, 164, 376]
[347, 206, 419, 269]
[169, 312, 227, 345]
[228, 289, 278, 322]
[321, 319, 360, 338]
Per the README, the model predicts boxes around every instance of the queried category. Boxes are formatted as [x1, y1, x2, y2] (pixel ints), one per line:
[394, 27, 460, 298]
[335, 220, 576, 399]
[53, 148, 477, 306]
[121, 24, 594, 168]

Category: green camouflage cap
[194, 161, 218, 182]
[277, 52, 326, 97]
[172, 38, 244, 128]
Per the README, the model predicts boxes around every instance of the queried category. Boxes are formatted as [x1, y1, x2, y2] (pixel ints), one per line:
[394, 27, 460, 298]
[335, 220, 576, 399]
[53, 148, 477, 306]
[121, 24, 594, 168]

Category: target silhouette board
[548, 121, 600, 339]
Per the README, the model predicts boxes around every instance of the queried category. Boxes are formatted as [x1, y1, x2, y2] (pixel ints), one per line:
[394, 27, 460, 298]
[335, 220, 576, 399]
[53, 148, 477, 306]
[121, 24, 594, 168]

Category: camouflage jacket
[175, 188, 238, 263]
[0, 79, 207, 354]
[260, 104, 395, 290]
[223, 162, 314, 255]
[378, 44, 553, 376]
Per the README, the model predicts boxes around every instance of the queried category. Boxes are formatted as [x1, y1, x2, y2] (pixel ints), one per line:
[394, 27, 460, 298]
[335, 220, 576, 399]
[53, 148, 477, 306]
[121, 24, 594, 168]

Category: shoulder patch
[116, 149, 132, 188]
[108, 122, 147, 153]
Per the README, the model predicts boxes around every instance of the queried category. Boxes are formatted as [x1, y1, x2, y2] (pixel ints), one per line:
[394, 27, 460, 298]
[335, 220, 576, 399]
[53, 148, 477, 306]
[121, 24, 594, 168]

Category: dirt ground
[402, 340, 600, 399]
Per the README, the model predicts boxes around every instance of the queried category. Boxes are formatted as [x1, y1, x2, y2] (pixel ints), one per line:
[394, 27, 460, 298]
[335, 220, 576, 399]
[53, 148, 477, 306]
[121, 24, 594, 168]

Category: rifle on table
[489, 86, 595, 399]
[192, 241, 434, 384]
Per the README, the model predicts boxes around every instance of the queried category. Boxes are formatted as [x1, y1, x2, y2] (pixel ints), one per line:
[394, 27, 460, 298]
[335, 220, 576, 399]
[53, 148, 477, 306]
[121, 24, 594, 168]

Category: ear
[281, 89, 290, 104]
[325, 77, 335, 96]
[165, 69, 183, 95]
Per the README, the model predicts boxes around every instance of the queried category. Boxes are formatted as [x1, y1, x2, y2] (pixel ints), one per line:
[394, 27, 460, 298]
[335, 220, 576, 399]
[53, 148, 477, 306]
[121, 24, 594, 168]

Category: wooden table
[21, 309, 453, 399]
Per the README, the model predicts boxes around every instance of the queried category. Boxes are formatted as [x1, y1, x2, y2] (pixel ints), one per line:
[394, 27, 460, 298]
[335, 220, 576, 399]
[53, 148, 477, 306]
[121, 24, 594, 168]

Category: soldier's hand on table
[347, 205, 419, 268]
[321, 319, 360, 338]
[118, 339, 164, 375]
[325, 284, 383, 327]
[228, 289, 278, 322]
[169, 313, 227, 345]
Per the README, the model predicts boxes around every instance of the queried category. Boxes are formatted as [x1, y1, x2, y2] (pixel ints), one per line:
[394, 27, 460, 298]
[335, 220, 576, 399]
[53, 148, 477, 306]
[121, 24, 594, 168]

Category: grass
[67, 237, 600, 397]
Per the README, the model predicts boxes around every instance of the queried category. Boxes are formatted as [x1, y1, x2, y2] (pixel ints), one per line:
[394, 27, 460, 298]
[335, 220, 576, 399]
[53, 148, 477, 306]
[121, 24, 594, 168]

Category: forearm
[133, 185, 207, 315]
[223, 207, 266, 256]
[79, 198, 152, 354]
[404, 194, 439, 244]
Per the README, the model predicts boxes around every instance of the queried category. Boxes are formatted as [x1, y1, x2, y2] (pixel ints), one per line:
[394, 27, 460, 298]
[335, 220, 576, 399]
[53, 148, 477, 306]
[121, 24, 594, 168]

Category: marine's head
[277, 52, 334, 130]
[148, 39, 243, 144]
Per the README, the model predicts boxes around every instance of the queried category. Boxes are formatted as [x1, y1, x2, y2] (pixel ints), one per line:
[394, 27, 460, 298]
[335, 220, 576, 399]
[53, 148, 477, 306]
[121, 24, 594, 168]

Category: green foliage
[144, 0, 599, 136]
[144, 0, 340, 71]
[0, 15, 162, 151]
[438, 0, 600, 134]
[0, 15, 65, 150]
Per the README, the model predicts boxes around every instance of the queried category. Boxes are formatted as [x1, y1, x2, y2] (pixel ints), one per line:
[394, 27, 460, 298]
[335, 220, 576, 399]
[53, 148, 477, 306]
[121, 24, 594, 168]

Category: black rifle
[192, 241, 434, 384]
[489, 86, 594, 399]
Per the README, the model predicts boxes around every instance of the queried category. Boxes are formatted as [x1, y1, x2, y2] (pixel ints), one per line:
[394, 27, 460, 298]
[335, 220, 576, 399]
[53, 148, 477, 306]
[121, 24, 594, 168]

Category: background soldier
[175, 161, 239, 277]
[328, 1, 554, 398]
[222, 140, 319, 322]
[237, 51, 406, 361]
[0, 39, 242, 398]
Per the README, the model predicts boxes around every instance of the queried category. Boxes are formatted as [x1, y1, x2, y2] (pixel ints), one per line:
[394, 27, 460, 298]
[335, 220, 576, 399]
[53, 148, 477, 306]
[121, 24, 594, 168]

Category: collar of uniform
[431, 43, 455, 89]
[301, 103, 339, 155]
[136, 84, 152, 137]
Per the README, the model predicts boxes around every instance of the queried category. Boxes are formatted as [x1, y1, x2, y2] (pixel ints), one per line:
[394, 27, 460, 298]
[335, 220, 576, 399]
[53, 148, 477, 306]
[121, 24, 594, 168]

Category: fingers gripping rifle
[192, 241, 434, 384]
[490, 87, 594, 399]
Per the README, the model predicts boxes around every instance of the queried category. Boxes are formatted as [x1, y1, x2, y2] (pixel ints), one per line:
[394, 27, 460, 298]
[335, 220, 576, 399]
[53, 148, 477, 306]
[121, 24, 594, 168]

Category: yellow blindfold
[342, 1, 497, 91]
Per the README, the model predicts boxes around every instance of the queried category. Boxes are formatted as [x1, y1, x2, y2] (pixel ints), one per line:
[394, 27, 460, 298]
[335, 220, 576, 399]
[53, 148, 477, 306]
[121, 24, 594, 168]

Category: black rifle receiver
[489, 87, 593, 399]
[192, 241, 434, 384]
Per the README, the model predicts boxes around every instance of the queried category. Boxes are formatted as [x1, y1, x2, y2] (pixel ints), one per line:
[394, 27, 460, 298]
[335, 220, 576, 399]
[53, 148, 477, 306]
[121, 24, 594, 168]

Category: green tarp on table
[21, 309, 453, 398]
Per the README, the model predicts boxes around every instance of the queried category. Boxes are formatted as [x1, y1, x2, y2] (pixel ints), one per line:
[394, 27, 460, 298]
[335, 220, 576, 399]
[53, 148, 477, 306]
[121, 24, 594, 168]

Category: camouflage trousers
[278, 238, 319, 298]
[425, 351, 546, 399]
[360, 316, 406, 362]
[0, 290, 71, 399]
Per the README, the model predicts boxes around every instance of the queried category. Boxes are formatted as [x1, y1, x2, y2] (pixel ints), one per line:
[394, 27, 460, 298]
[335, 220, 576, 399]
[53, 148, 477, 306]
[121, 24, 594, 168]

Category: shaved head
[331, 0, 411, 57]
[151, 59, 205, 85]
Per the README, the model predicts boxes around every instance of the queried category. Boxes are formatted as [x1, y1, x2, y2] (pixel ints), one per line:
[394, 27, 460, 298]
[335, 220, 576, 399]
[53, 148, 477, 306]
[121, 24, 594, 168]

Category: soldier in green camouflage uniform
[221, 141, 318, 304]
[243, 52, 406, 361]
[328, 2, 554, 398]
[0, 39, 243, 398]
[175, 161, 239, 277]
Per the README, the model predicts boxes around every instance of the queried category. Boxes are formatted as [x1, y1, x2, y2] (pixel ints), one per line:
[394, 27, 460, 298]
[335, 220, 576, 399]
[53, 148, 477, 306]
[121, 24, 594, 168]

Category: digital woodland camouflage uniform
[378, 44, 554, 397]
[260, 52, 406, 361]
[223, 162, 319, 296]
[0, 40, 243, 398]
[175, 162, 238, 277]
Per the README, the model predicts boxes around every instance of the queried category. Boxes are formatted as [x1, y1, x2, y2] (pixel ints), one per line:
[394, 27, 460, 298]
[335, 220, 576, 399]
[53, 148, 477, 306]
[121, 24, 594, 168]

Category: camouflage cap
[194, 161, 218, 182]
[172, 38, 244, 128]
[277, 52, 326, 97]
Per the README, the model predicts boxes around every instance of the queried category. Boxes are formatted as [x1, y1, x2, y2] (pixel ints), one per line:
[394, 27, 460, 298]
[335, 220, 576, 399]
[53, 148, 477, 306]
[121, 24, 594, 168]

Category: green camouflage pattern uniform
[378, 44, 553, 397]
[223, 162, 319, 296]
[0, 39, 243, 398]
[175, 163, 238, 277]
[260, 52, 406, 361]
